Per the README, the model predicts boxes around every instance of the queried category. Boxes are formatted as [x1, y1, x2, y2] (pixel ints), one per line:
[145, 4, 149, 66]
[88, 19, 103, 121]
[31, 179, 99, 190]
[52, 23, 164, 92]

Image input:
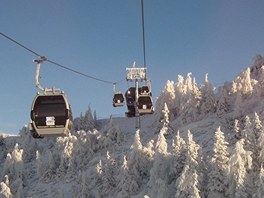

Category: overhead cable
[1, 32, 42, 57]
[0, 32, 121, 85]
[141, 0, 147, 69]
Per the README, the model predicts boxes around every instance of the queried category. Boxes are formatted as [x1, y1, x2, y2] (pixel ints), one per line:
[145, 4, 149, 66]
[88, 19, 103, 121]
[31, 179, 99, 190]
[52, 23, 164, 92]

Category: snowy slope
[1, 57, 264, 197]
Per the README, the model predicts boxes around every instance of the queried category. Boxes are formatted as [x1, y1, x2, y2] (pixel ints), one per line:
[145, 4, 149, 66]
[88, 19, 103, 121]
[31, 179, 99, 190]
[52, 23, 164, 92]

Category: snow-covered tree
[148, 126, 170, 197]
[181, 74, 202, 123]
[155, 126, 168, 155]
[233, 119, 241, 140]
[117, 156, 139, 198]
[72, 117, 81, 132]
[3, 144, 24, 182]
[0, 135, 8, 168]
[186, 130, 201, 169]
[162, 103, 170, 128]
[241, 113, 264, 194]
[253, 113, 262, 144]
[176, 164, 200, 198]
[101, 151, 117, 196]
[36, 150, 56, 181]
[72, 130, 95, 165]
[171, 131, 186, 179]
[76, 160, 103, 198]
[207, 127, 230, 198]
[239, 115, 260, 195]
[232, 68, 254, 116]
[19, 126, 37, 163]
[156, 179, 169, 198]
[252, 113, 262, 168]
[81, 106, 95, 131]
[258, 123, 264, 168]
[175, 130, 202, 197]
[57, 134, 77, 178]
[242, 115, 252, 144]
[127, 129, 153, 195]
[173, 75, 186, 118]
[253, 165, 264, 198]
[132, 129, 143, 151]
[100, 116, 125, 146]
[216, 85, 230, 116]
[200, 74, 216, 116]
[93, 110, 98, 128]
[234, 68, 253, 96]
[0, 175, 12, 198]
[158, 102, 174, 137]
[36, 150, 41, 178]
[75, 106, 96, 132]
[228, 139, 252, 198]
[155, 80, 176, 124]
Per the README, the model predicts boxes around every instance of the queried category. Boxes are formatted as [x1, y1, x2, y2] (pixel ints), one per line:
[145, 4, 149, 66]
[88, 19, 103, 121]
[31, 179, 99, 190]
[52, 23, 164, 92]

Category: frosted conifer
[148, 127, 170, 197]
[155, 125, 168, 155]
[253, 113, 262, 168]
[233, 119, 241, 140]
[216, 86, 230, 116]
[101, 151, 117, 196]
[186, 130, 200, 168]
[0, 175, 12, 198]
[176, 130, 202, 197]
[229, 139, 251, 198]
[207, 127, 229, 198]
[117, 156, 139, 198]
[172, 131, 186, 178]
[3, 144, 24, 182]
[253, 165, 264, 198]
[155, 80, 175, 117]
[200, 74, 216, 115]
[176, 165, 200, 198]
[128, 129, 153, 194]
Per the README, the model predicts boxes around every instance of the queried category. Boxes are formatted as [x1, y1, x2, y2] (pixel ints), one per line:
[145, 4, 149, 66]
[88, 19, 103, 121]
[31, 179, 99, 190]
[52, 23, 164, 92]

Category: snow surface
[1, 56, 264, 197]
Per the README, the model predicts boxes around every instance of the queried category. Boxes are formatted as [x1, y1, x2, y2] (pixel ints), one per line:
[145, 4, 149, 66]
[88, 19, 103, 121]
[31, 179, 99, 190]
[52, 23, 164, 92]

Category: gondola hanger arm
[33, 56, 60, 94]
[33, 57, 46, 91]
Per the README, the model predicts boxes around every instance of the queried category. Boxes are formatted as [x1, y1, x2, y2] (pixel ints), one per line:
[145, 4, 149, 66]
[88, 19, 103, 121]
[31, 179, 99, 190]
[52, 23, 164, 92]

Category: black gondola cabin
[113, 92, 125, 107]
[137, 95, 153, 115]
[30, 93, 72, 138]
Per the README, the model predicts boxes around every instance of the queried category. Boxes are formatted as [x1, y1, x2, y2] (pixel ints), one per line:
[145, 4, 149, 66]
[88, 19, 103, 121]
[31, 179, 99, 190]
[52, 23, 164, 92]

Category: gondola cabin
[113, 92, 125, 107]
[125, 87, 136, 107]
[137, 95, 154, 115]
[140, 85, 151, 95]
[30, 92, 73, 138]
[125, 87, 136, 117]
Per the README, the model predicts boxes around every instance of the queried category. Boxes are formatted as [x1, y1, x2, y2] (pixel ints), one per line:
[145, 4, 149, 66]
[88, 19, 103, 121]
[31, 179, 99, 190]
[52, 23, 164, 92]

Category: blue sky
[1, 0, 264, 134]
